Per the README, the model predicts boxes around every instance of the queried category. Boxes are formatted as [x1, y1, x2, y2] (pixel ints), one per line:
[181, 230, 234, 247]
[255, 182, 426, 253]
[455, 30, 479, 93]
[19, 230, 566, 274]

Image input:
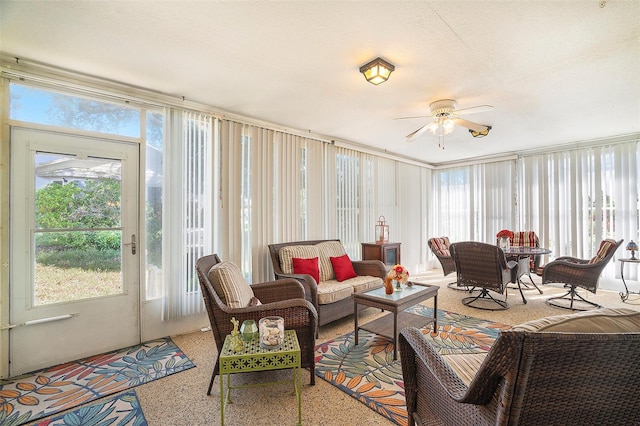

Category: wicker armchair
[399, 308, 640, 426]
[196, 254, 318, 394]
[428, 237, 461, 290]
[450, 241, 516, 310]
[428, 237, 456, 276]
[542, 238, 623, 310]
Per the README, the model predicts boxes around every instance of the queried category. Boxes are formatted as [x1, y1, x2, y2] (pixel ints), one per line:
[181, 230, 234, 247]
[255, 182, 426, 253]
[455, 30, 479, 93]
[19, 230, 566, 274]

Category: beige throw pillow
[512, 308, 640, 333]
[315, 241, 347, 282]
[279, 245, 320, 275]
[208, 261, 255, 308]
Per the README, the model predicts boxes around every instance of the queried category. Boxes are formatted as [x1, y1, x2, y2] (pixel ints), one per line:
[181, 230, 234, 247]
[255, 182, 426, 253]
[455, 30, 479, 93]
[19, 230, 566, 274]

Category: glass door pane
[34, 153, 124, 305]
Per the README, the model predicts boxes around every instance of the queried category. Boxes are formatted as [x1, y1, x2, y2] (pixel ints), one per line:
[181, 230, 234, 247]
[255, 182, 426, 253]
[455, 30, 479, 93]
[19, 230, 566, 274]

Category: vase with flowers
[387, 264, 410, 292]
[496, 229, 514, 250]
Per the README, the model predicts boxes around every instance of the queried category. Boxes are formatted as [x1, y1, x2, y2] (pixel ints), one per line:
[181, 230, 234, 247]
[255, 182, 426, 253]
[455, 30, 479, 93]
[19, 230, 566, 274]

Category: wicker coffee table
[353, 282, 438, 360]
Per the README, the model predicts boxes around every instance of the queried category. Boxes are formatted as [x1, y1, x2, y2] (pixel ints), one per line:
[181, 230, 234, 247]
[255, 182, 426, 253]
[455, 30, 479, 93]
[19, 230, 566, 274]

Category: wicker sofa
[268, 239, 386, 326]
[399, 307, 640, 426]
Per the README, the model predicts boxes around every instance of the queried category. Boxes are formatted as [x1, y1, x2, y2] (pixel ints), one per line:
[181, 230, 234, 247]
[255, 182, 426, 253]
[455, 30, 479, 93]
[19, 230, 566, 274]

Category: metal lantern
[375, 215, 389, 243]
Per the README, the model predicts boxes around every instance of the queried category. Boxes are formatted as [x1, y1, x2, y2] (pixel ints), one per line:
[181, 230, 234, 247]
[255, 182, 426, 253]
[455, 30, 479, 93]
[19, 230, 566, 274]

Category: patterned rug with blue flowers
[0, 336, 194, 426]
[314, 306, 511, 426]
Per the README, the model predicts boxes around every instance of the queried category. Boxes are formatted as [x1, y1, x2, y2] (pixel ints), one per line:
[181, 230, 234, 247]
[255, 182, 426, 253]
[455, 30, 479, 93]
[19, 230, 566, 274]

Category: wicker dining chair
[428, 237, 456, 276]
[450, 241, 517, 310]
[428, 236, 464, 290]
[508, 231, 544, 293]
[196, 254, 318, 395]
[542, 238, 623, 310]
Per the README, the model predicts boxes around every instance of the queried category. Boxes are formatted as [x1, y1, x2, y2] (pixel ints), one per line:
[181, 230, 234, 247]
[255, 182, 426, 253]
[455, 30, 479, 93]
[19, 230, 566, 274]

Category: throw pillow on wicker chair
[208, 261, 256, 308]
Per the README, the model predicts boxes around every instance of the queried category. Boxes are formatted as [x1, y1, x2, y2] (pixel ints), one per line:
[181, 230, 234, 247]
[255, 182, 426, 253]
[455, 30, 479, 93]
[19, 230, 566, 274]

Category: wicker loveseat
[268, 239, 386, 326]
[399, 307, 640, 426]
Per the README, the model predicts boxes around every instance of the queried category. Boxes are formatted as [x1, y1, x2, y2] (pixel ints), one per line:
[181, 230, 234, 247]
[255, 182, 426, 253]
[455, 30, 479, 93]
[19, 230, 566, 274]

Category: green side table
[219, 329, 301, 425]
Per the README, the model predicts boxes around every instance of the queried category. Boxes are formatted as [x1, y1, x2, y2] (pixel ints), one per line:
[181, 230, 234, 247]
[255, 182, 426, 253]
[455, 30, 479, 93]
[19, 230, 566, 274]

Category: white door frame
[8, 128, 140, 375]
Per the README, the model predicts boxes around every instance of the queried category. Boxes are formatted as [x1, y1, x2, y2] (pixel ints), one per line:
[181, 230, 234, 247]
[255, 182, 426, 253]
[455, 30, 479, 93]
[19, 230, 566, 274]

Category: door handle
[124, 234, 136, 255]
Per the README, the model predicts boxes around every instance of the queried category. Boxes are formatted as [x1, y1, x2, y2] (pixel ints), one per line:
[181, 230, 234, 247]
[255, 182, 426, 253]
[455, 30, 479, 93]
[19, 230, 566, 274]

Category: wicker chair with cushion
[542, 238, 623, 310]
[428, 237, 462, 290]
[399, 308, 640, 426]
[450, 241, 517, 310]
[196, 254, 318, 394]
[428, 237, 455, 276]
[508, 231, 544, 293]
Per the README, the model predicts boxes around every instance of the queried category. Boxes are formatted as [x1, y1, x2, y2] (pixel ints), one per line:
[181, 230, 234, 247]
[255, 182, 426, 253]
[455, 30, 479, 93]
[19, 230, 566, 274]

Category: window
[10, 82, 140, 137]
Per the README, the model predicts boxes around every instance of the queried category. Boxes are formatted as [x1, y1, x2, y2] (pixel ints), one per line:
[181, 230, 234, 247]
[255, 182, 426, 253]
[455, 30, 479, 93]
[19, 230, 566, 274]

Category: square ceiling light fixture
[359, 57, 395, 85]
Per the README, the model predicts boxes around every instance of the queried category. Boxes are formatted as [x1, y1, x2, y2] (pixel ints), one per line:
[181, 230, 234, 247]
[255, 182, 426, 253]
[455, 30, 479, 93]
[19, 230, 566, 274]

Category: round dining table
[501, 246, 552, 304]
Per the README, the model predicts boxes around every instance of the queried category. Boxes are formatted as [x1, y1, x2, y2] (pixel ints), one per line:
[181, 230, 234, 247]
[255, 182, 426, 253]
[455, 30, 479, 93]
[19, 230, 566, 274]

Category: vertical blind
[162, 110, 213, 320]
[431, 160, 514, 246]
[518, 140, 640, 279]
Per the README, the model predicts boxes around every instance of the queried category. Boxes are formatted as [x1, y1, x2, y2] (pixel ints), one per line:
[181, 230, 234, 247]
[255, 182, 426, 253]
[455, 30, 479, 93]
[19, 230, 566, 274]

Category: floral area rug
[0, 337, 194, 426]
[314, 306, 511, 425]
[34, 390, 146, 426]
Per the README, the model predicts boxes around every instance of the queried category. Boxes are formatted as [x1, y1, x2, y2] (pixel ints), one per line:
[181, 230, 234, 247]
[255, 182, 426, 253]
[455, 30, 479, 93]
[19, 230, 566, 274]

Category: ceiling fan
[403, 99, 494, 145]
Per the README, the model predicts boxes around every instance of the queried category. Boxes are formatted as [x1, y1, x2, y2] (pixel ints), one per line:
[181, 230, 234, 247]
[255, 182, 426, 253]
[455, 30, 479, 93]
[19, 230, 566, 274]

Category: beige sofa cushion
[512, 308, 640, 333]
[349, 276, 384, 293]
[317, 276, 383, 305]
[279, 245, 320, 275]
[441, 353, 487, 387]
[208, 261, 255, 308]
[317, 281, 355, 305]
[315, 241, 346, 282]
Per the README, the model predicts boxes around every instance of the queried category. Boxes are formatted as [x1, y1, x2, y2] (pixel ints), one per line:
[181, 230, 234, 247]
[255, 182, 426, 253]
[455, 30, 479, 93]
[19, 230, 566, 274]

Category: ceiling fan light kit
[359, 57, 395, 85]
[403, 98, 494, 148]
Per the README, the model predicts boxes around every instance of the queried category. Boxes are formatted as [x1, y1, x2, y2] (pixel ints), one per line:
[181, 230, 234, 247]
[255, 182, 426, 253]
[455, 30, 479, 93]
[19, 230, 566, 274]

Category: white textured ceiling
[1, 0, 639, 165]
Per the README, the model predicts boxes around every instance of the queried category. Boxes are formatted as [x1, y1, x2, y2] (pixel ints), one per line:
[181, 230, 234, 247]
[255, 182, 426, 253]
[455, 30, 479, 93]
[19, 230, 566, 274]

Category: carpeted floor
[130, 271, 639, 425]
[17, 271, 640, 425]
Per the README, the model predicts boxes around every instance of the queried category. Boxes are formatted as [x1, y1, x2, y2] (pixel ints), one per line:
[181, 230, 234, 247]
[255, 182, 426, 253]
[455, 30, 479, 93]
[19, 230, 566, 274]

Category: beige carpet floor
[83, 272, 640, 425]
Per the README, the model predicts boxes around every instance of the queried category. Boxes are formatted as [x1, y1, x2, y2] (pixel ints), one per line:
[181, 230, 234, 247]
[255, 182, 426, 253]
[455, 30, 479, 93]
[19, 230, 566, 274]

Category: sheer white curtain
[217, 120, 244, 267]
[333, 148, 430, 270]
[307, 140, 335, 239]
[397, 163, 430, 272]
[475, 161, 516, 242]
[162, 110, 213, 319]
[518, 140, 640, 279]
[431, 160, 515, 244]
[218, 120, 332, 283]
[336, 147, 361, 256]
[432, 167, 472, 243]
[358, 155, 395, 249]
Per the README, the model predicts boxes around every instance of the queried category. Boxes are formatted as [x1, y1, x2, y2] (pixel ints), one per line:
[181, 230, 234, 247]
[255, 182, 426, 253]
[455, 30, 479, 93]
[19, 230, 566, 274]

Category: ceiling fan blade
[406, 122, 431, 142]
[455, 118, 489, 133]
[455, 105, 494, 116]
[394, 115, 431, 120]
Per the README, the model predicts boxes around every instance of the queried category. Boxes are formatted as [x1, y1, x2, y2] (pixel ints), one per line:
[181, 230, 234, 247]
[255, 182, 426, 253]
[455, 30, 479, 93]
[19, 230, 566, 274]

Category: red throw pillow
[330, 254, 358, 282]
[292, 257, 320, 284]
